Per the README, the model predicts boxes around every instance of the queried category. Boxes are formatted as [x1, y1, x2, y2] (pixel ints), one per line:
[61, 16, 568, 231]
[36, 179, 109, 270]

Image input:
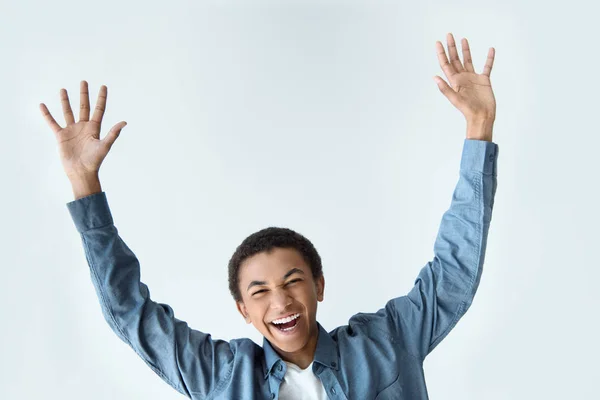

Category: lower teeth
[276, 319, 298, 332]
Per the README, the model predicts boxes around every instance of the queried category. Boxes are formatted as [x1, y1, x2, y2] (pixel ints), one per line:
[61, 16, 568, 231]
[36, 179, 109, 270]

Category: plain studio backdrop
[1, 0, 599, 399]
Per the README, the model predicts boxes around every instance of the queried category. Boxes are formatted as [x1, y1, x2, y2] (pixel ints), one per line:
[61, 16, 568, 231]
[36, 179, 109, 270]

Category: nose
[270, 287, 292, 310]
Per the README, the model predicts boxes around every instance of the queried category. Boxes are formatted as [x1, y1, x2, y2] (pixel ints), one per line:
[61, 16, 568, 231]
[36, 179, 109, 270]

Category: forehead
[239, 247, 309, 281]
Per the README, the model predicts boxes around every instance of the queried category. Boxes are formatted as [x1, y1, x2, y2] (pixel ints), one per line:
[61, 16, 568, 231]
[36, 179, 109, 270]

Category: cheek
[297, 286, 318, 304]
[244, 300, 264, 318]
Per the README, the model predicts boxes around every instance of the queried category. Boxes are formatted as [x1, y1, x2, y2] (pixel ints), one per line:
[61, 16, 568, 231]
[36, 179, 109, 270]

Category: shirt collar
[262, 320, 339, 379]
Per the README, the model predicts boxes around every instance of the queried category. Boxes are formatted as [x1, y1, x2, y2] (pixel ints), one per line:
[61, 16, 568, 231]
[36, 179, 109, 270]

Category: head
[228, 227, 325, 357]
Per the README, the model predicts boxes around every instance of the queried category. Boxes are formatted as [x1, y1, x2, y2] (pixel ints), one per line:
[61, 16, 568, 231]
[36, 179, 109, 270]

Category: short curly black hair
[228, 226, 323, 303]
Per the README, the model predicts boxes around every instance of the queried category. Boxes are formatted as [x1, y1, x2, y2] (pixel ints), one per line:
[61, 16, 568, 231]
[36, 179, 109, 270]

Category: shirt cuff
[460, 139, 499, 176]
[66, 191, 114, 233]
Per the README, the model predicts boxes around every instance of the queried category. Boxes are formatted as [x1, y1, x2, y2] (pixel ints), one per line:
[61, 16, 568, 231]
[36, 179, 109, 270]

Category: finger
[461, 38, 475, 73]
[446, 33, 465, 72]
[39, 103, 62, 134]
[91, 85, 107, 125]
[60, 88, 76, 125]
[101, 121, 127, 148]
[433, 75, 461, 109]
[482, 47, 495, 78]
[80, 80, 90, 121]
[436, 41, 456, 81]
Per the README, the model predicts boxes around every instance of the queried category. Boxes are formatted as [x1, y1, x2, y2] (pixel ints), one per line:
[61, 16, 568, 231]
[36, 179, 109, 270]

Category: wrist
[466, 117, 494, 142]
[69, 173, 102, 200]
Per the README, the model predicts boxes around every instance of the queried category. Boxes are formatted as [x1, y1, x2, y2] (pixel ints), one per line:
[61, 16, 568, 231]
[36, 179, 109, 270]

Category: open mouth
[270, 314, 301, 334]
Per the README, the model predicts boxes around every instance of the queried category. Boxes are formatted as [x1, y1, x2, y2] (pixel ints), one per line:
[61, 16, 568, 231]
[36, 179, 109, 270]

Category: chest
[278, 362, 329, 400]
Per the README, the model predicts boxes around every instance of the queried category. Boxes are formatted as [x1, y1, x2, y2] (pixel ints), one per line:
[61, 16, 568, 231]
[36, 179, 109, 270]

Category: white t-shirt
[278, 361, 329, 399]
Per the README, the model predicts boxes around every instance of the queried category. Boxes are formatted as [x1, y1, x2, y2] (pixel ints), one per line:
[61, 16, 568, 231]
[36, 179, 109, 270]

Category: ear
[316, 275, 325, 302]
[236, 301, 252, 324]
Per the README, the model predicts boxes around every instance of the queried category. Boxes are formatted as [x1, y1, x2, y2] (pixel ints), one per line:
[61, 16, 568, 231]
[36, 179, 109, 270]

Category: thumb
[433, 76, 459, 105]
[102, 121, 127, 148]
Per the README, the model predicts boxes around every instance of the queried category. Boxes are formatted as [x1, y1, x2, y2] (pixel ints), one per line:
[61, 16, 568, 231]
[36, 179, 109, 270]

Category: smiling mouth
[271, 315, 301, 332]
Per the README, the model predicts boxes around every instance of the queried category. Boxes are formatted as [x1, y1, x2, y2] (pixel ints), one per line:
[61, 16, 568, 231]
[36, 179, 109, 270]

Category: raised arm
[349, 34, 499, 361]
[43, 81, 236, 397]
[393, 138, 498, 360]
[348, 138, 498, 362]
[66, 191, 236, 397]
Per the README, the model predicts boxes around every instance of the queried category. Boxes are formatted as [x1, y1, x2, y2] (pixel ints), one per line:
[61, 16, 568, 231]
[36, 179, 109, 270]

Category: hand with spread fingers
[433, 33, 496, 141]
[39, 81, 127, 180]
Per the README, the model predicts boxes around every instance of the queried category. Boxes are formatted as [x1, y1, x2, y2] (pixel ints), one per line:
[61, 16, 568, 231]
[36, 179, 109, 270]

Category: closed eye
[252, 279, 302, 296]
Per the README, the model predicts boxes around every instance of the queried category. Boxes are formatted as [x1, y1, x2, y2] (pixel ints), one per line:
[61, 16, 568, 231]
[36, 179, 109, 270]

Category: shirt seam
[427, 170, 483, 354]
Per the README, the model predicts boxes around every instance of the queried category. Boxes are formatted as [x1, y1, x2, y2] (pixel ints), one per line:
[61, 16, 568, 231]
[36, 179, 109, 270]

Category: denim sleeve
[66, 192, 235, 398]
[350, 139, 498, 361]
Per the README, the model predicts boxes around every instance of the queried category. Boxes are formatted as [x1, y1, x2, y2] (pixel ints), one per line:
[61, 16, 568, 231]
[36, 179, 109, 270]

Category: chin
[274, 334, 309, 353]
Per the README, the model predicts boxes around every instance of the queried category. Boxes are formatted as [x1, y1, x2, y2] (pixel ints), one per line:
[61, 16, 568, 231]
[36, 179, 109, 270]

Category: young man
[41, 32, 498, 399]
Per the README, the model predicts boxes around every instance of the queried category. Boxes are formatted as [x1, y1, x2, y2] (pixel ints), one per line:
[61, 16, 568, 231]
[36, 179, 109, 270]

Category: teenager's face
[236, 247, 324, 354]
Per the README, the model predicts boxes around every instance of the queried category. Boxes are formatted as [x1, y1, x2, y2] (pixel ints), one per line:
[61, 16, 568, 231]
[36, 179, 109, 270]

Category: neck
[275, 322, 319, 370]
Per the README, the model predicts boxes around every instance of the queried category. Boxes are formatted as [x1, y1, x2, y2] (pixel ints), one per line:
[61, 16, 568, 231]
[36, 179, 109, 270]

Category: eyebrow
[246, 268, 305, 292]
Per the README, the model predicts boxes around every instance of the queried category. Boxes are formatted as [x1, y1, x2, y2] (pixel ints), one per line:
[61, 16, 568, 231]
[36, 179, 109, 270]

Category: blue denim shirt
[66, 139, 498, 400]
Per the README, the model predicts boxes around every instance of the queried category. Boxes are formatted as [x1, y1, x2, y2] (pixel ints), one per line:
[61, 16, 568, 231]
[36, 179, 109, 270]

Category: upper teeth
[272, 313, 300, 324]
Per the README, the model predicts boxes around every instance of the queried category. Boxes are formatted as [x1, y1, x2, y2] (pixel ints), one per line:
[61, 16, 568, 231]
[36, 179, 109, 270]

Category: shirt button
[330, 361, 336, 367]
[488, 153, 494, 161]
[331, 387, 337, 394]
[278, 364, 282, 371]
[271, 393, 275, 399]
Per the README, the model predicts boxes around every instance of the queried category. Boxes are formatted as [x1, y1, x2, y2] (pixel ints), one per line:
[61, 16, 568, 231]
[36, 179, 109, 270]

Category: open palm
[39, 81, 127, 178]
[434, 33, 496, 121]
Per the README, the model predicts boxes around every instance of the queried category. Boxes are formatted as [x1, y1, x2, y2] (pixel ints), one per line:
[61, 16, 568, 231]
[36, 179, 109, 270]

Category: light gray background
[2, 0, 598, 398]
